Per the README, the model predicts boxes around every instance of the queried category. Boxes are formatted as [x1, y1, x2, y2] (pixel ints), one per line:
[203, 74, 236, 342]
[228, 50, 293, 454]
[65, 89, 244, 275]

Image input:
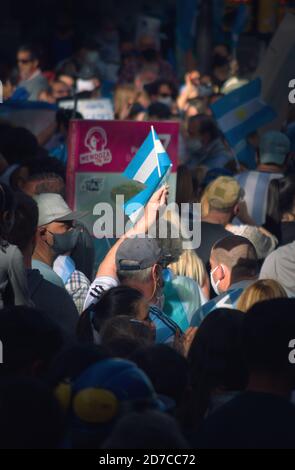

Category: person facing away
[236, 131, 290, 226]
[194, 298, 295, 449]
[191, 235, 259, 327]
[197, 176, 250, 268]
[0, 183, 33, 309]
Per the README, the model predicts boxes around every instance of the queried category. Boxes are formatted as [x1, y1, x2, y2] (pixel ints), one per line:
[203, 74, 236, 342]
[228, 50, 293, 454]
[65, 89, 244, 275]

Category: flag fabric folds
[211, 78, 276, 148]
[123, 126, 172, 222]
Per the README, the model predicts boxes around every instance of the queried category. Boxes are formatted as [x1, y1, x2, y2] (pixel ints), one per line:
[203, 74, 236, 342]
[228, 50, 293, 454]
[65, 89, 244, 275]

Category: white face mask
[210, 266, 222, 296]
[158, 96, 173, 108]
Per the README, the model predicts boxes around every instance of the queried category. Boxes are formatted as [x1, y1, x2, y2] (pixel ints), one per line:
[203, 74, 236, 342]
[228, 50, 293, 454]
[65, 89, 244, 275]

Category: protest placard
[67, 120, 179, 268]
[59, 98, 114, 120]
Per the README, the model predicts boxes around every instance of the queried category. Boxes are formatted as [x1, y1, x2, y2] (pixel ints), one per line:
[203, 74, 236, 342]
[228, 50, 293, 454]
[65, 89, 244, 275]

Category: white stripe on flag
[244, 172, 259, 217]
[218, 98, 263, 134]
[154, 139, 166, 154]
[133, 148, 158, 183]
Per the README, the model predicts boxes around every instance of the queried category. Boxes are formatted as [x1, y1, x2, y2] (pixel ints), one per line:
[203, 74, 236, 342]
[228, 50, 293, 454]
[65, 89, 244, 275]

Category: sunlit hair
[237, 279, 287, 313]
[169, 249, 206, 287]
[114, 84, 137, 120]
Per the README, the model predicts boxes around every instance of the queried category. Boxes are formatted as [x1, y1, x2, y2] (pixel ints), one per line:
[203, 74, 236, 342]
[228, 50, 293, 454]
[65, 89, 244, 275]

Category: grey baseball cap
[260, 131, 291, 165]
[116, 237, 163, 271]
[34, 193, 88, 227]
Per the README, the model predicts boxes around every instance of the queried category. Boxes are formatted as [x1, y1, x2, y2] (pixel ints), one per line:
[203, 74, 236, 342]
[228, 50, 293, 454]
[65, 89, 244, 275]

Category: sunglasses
[17, 59, 32, 64]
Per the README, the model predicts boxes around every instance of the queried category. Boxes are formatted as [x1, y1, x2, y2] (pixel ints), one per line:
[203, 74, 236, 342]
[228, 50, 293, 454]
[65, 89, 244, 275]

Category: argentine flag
[123, 126, 172, 223]
[211, 78, 276, 148]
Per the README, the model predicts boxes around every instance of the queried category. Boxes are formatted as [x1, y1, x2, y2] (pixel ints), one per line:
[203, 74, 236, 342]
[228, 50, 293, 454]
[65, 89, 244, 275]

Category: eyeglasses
[17, 59, 32, 64]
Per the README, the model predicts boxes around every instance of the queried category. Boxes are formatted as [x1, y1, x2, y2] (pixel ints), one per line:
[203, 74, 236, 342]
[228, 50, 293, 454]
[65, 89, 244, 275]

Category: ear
[216, 264, 226, 281]
[39, 226, 47, 241]
[233, 203, 240, 216]
[151, 264, 160, 282]
[219, 264, 228, 281]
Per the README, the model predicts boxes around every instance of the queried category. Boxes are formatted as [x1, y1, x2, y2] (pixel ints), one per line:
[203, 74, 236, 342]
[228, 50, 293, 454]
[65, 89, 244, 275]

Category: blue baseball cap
[259, 131, 291, 165]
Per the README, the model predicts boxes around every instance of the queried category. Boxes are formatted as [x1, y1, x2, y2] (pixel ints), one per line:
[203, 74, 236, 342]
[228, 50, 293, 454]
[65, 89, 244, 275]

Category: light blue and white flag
[211, 78, 276, 148]
[123, 126, 172, 223]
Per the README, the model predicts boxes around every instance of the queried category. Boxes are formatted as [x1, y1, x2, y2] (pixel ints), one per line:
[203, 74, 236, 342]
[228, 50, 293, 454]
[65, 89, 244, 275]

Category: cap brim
[54, 210, 89, 223]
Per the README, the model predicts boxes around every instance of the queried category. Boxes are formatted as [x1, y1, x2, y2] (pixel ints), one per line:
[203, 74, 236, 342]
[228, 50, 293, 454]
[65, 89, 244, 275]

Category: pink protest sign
[67, 119, 179, 209]
[66, 119, 179, 268]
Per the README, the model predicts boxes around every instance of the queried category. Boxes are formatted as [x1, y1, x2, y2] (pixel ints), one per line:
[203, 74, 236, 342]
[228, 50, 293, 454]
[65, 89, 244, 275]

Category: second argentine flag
[211, 78, 276, 147]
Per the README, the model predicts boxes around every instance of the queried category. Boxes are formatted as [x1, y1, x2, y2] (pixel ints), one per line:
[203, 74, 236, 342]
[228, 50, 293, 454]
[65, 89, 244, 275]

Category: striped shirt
[236, 171, 283, 226]
[190, 280, 254, 327]
[84, 276, 181, 344]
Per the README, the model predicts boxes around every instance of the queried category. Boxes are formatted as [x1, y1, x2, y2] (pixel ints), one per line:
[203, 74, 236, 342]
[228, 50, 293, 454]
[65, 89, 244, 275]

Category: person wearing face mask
[0, 183, 34, 309]
[191, 235, 259, 327]
[32, 194, 89, 312]
[152, 79, 177, 110]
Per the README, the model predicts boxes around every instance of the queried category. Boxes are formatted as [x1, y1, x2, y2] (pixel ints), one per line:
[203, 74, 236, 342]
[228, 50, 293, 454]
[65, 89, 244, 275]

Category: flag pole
[151, 125, 162, 178]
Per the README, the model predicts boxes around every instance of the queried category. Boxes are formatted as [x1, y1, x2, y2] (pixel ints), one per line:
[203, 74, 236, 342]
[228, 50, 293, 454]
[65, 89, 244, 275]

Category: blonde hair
[237, 279, 288, 313]
[114, 84, 137, 120]
[169, 249, 207, 287]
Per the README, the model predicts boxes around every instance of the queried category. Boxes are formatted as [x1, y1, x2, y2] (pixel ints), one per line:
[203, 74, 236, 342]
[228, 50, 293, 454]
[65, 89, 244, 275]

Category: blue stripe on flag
[211, 78, 261, 120]
[225, 105, 276, 147]
[123, 131, 154, 180]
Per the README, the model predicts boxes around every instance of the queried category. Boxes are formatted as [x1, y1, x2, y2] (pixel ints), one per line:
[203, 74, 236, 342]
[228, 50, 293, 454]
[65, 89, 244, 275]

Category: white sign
[59, 98, 114, 120]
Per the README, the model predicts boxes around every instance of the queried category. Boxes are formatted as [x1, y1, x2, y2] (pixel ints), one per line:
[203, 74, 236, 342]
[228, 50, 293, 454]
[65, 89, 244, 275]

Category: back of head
[206, 176, 243, 214]
[71, 221, 95, 280]
[47, 344, 110, 388]
[237, 279, 287, 313]
[7, 191, 38, 251]
[0, 127, 38, 166]
[100, 315, 154, 346]
[77, 286, 145, 344]
[259, 131, 290, 167]
[211, 235, 258, 282]
[0, 182, 16, 242]
[0, 306, 64, 379]
[242, 298, 295, 376]
[131, 344, 189, 406]
[0, 377, 63, 449]
[176, 165, 195, 205]
[188, 308, 248, 392]
[102, 410, 188, 449]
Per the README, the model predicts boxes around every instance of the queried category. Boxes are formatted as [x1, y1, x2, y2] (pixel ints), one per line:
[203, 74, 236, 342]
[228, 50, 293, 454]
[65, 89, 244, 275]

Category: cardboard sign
[59, 98, 114, 120]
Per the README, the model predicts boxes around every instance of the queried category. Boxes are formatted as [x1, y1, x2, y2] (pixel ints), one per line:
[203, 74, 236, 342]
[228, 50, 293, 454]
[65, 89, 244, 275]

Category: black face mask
[47, 228, 80, 256]
[141, 48, 158, 62]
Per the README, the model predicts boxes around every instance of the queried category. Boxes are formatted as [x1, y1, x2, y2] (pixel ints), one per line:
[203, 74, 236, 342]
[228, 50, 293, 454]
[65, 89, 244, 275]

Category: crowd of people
[0, 13, 295, 450]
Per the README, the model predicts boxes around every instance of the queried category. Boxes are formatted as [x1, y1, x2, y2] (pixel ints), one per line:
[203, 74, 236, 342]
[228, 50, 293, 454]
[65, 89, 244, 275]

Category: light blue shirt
[32, 259, 65, 289]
